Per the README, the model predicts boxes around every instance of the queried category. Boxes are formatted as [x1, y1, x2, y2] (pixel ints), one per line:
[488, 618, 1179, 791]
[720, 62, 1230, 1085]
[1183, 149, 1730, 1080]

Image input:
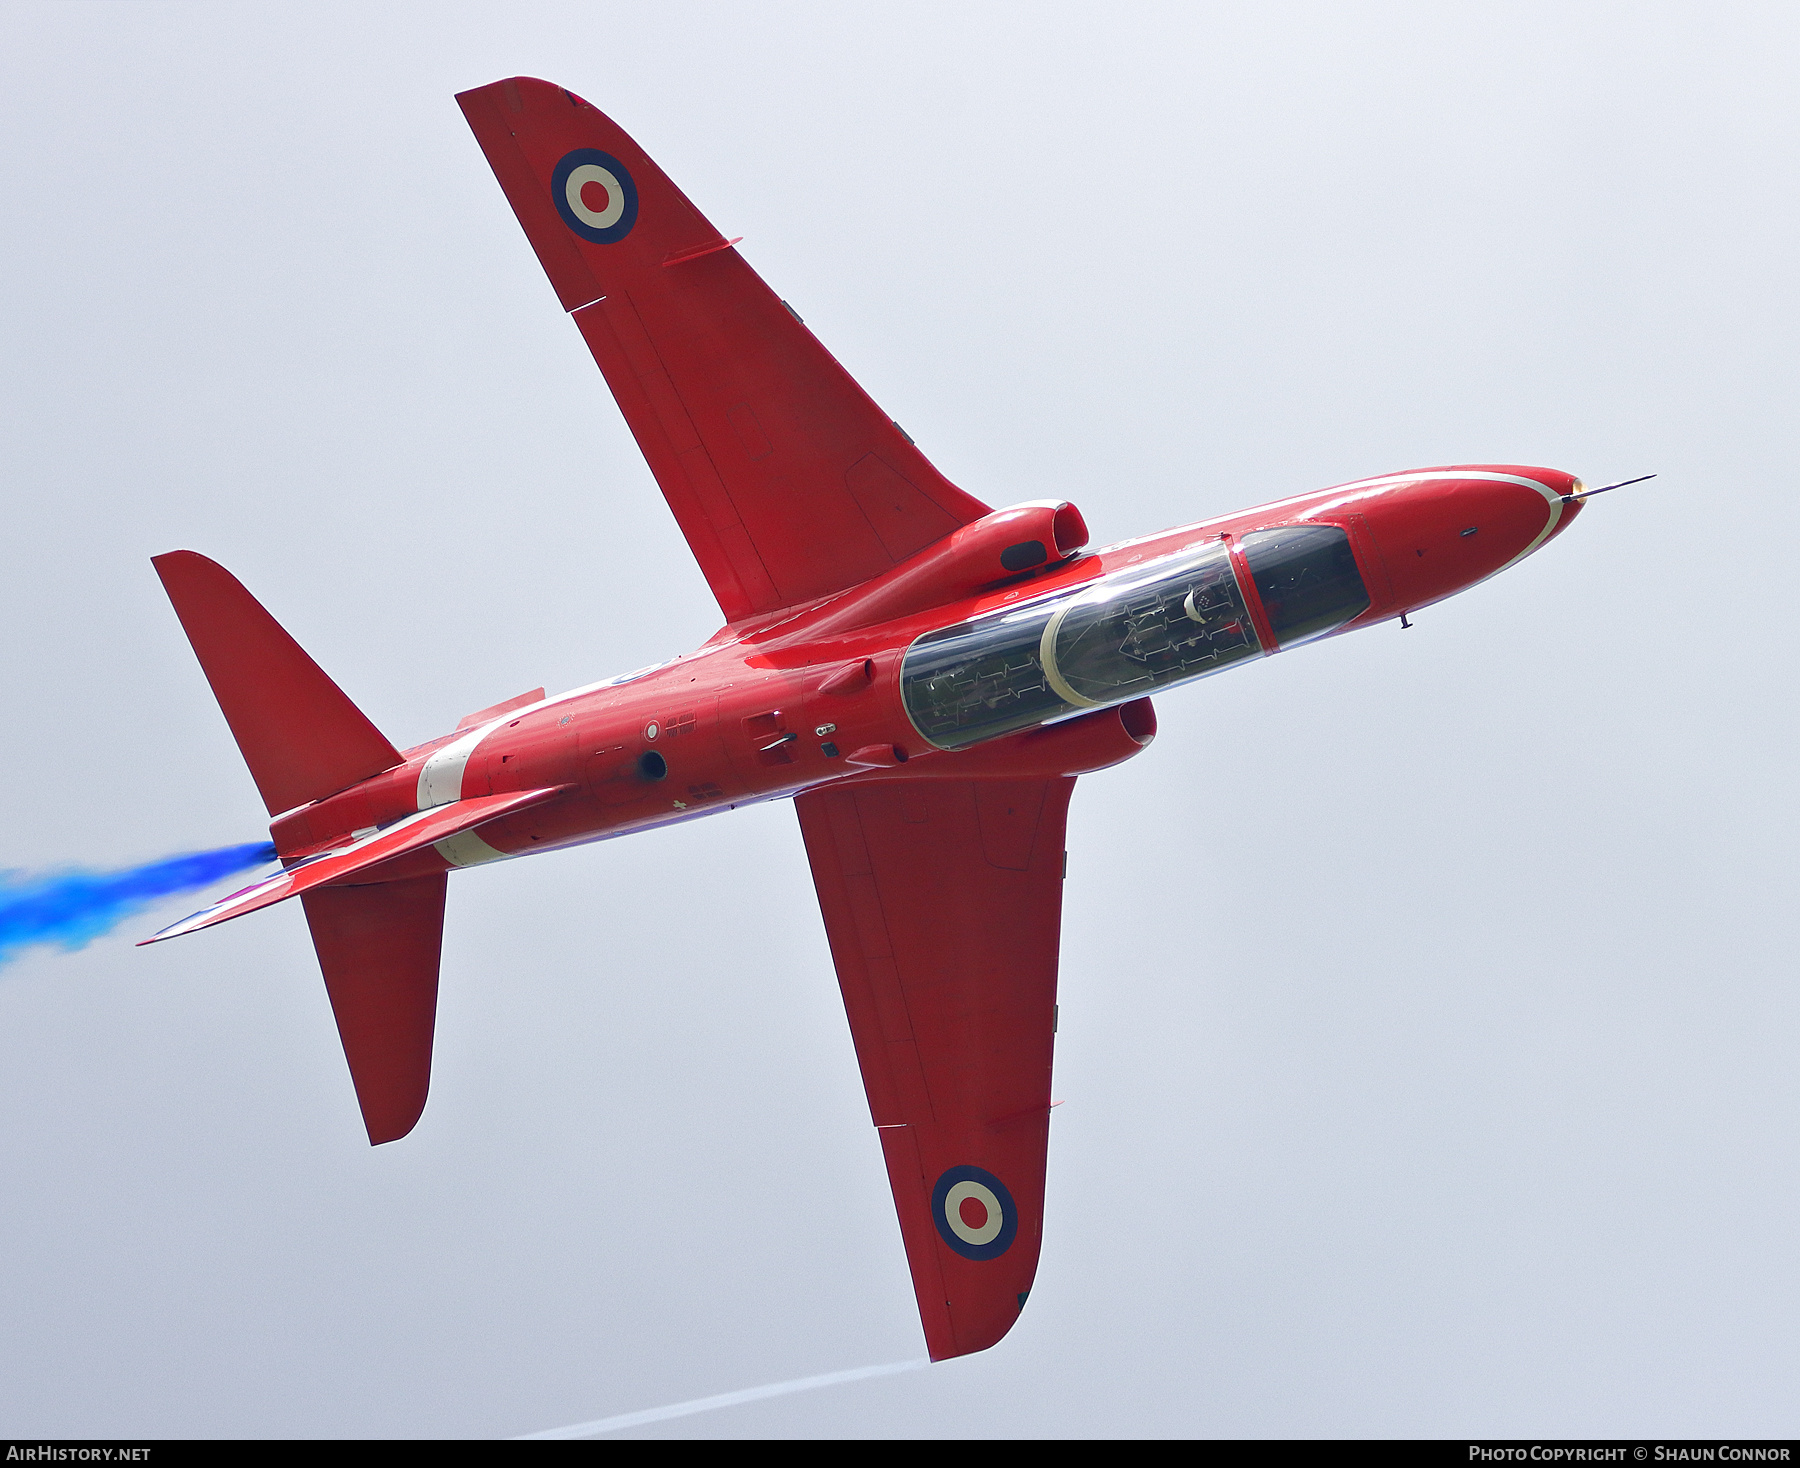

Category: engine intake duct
[801, 500, 1088, 635]
[910, 699, 1156, 780]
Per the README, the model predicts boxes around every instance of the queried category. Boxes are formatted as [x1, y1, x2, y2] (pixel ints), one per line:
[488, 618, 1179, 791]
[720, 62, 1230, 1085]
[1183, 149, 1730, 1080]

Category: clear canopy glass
[899, 596, 1070, 750]
[1238, 525, 1369, 648]
[901, 526, 1373, 751]
[1045, 541, 1260, 707]
[904, 540, 1264, 749]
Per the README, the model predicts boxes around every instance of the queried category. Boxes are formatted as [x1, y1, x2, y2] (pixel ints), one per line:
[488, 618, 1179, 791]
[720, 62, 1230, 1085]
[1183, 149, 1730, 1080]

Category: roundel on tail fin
[552, 148, 638, 243]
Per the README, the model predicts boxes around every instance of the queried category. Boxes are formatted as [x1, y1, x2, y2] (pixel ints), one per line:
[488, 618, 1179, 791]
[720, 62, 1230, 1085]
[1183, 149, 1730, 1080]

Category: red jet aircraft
[146, 77, 1604, 1362]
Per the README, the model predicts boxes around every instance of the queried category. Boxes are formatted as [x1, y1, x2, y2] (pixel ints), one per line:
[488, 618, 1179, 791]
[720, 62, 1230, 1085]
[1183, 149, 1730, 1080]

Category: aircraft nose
[1358, 467, 1579, 615]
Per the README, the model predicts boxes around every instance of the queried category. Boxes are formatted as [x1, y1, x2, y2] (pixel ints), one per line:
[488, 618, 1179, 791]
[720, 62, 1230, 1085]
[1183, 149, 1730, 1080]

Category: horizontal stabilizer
[140, 786, 569, 944]
[153, 551, 401, 816]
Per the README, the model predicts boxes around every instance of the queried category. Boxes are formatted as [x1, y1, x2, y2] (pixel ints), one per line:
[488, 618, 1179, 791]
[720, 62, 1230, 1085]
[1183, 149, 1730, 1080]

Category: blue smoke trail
[0, 841, 276, 968]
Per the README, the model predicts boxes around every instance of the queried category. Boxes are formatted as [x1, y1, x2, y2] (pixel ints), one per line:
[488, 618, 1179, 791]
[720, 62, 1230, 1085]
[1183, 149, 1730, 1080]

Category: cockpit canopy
[901, 524, 1370, 751]
[1238, 524, 1370, 649]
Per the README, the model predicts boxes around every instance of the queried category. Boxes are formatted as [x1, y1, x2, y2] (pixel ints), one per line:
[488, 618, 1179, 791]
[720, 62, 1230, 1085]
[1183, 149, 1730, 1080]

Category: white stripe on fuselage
[415, 660, 683, 811]
[417, 727, 488, 809]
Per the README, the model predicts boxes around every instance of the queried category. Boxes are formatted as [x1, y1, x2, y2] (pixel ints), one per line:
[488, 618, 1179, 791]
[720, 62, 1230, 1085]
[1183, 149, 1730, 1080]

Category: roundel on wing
[551, 148, 638, 244]
[930, 1165, 1017, 1261]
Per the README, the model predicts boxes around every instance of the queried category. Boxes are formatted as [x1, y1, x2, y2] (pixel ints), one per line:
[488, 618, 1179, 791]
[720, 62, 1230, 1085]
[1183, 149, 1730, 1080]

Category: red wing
[795, 777, 1073, 1360]
[458, 78, 991, 624]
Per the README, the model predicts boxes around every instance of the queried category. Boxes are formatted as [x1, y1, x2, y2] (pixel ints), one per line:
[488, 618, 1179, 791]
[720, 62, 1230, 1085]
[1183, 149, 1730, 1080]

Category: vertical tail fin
[301, 876, 447, 1145]
[152, 551, 400, 816]
[155, 551, 438, 1145]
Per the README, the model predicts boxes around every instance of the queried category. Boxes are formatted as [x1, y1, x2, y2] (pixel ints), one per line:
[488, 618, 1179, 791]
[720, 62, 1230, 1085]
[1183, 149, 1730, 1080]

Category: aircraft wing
[458, 77, 992, 624]
[794, 776, 1074, 1360]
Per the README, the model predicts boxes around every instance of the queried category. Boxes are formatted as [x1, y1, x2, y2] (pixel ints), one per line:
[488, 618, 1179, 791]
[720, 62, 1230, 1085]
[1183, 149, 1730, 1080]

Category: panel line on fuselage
[415, 658, 687, 811]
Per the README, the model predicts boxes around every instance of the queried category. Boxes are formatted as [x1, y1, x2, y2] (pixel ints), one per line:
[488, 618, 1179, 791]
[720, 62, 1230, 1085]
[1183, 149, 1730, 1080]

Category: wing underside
[795, 776, 1074, 1360]
[458, 77, 992, 623]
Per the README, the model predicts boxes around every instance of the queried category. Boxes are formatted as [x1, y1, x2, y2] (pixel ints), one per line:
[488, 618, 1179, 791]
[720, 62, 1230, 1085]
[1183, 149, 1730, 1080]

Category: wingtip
[364, 1107, 425, 1147]
[454, 75, 575, 107]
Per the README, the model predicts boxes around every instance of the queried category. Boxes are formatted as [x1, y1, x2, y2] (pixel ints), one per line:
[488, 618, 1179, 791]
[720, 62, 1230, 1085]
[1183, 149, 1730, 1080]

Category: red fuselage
[142, 70, 1608, 1364]
[270, 464, 1582, 873]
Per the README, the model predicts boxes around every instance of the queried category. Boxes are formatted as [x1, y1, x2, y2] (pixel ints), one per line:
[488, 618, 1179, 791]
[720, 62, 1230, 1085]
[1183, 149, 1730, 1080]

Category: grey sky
[0, 0, 1795, 1438]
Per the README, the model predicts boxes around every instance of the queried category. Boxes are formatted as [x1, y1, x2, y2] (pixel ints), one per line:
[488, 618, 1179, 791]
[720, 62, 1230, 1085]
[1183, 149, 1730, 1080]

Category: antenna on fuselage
[1561, 473, 1655, 503]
